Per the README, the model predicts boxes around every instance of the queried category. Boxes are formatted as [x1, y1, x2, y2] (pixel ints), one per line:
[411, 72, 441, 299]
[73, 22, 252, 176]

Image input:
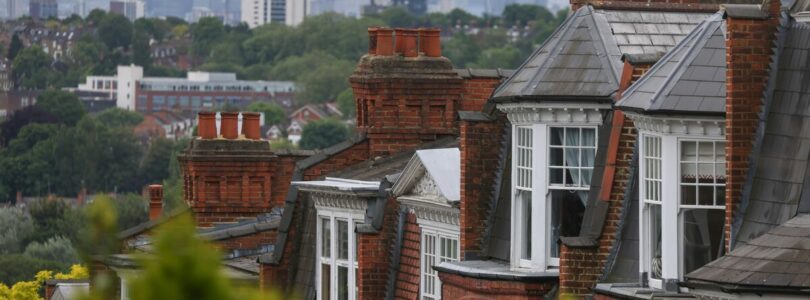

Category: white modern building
[110, 0, 145, 21]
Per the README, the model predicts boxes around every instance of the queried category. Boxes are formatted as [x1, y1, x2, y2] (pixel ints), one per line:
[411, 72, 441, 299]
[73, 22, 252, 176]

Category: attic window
[316, 211, 362, 300]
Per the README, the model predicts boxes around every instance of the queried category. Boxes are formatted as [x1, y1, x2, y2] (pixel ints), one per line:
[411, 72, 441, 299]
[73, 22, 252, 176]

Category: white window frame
[316, 209, 364, 300]
[639, 133, 725, 289]
[510, 123, 598, 271]
[419, 223, 459, 300]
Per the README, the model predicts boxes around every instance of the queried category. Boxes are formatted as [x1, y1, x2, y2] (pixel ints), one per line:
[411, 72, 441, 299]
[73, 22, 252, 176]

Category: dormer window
[500, 104, 605, 271]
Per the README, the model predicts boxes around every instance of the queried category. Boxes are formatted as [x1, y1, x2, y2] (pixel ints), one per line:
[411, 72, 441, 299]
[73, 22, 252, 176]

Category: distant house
[286, 120, 302, 145]
[288, 102, 343, 126]
[134, 111, 195, 141]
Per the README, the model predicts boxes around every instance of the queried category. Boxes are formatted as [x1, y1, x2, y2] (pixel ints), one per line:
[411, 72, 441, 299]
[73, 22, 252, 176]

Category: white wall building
[241, 0, 268, 28]
[285, 0, 305, 26]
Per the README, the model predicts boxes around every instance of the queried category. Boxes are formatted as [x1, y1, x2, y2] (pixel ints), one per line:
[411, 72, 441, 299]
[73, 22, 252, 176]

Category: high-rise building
[146, 0, 192, 18]
[110, 0, 145, 21]
[269, 0, 284, 22]
[242, 0, 285, 28]
[6, 0, 28, 19]
[285, 0, 305, 26]
[29, 0, 57, 19]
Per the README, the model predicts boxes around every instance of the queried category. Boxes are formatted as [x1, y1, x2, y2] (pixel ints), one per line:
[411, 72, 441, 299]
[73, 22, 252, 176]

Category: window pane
[582, 149, 596, 168]
[681, 185, 697, 206]
[337, 266, 348, 300]
[321, 218, 331, 258]
[698, 186, 714, 206]
[681, 141, 697, 161]
[549, 190, 586, 259]
[519, 190, 532, 260]
[649, 204, 662, 280]
[682, 209, 724, 275]
[422, 233, 437, 298]
[681, 163, 697, 183]
[550, 148, 564, 167]
[550, 168, 564, 185]
[564, 127, 579, 146]
[698, 142, 713, 162]
[337, 220, 348, 260]
[550, 127, 563, 145]
[322, 264, 331, 300]
[582, 128, 596, 146]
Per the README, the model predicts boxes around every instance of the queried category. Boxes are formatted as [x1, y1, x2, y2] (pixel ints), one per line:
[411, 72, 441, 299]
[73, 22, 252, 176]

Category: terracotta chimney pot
[148, 184, 163, 221]
[419, 28, 442, 57]
[368, 27, 378, 55]
[376, 28, 393, 56]
[242, 112, 261, 140]
[220, 112, 239, 139]
[197, 112, 217, 139]
[402, 29, 418, 58]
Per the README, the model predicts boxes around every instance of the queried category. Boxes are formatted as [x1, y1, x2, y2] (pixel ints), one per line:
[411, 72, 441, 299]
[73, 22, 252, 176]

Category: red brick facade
[394, 212, 422, 299]
[724, 1, 780, 251]
[460, 77, 502, 112]
[439, 272, 556, 299]
[357, 198, 400, 299]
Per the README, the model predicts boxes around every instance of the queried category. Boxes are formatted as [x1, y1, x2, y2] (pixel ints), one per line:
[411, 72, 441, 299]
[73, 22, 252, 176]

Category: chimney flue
[242, 112, 261, 140]
[419, 28, 441, 57]
[376, 28, 393, 56]
[148, 184, 163, 221]
[402, 29, 418, 57]
[197, 112, 217, 139]
[220, 112, 239, 139]
[368, 27, 378, 55]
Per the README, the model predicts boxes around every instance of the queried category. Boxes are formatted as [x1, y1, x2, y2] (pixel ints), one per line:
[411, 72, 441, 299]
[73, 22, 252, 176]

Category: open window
[317, 212, 362, 300]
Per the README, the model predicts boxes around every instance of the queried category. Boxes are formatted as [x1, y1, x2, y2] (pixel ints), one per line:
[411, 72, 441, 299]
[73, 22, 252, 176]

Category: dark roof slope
[734, 20, 810, 247]
[492, 6, 709, 102]
[686, 214, 810, 292]
[617, 13, 726, 115]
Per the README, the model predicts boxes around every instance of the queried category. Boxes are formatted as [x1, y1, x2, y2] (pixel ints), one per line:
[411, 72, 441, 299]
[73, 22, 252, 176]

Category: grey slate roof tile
[492, 6, 709, 101]
[616, 13, 726, 115]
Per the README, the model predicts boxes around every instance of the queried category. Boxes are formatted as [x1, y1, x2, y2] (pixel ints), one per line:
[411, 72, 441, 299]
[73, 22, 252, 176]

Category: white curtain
[558, 128, 596, 204]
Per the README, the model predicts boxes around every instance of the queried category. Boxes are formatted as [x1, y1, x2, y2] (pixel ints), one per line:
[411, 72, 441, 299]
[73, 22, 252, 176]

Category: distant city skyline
[0, 0, 568, 22]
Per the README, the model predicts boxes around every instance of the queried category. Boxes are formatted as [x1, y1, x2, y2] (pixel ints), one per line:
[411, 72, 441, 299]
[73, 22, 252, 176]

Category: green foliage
[0, 254, 65, 286]
[23, 236, 79, 266]
[132, 26, 152, 67]
[471, 46, 523, 69]
[502, 4, 554, 27]
[138, 138, 174, 188]
[128, 214, 281, 300]
[296, 59, 354, 103]
[97, 13, 133, 49]
[113, 194, 148, 231]
[0, 207, 35, 254]
[27, 199, 82, 244]
[7, 34, 22, 61]
[95, 108, 144, 128]
[270, 139, 296, 150]
[11, 46, 51, 90]
[246, 102, 285, 125]
[299, 118, 350, 150]
[162, 138, 190, 214]
[336, 88, 355, 118]
[191, 17, 225, 58]
[35, 90, 87, 126]
[85, 9, 107, 25]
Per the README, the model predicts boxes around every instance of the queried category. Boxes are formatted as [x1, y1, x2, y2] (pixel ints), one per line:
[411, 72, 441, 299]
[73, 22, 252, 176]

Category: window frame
[419, 224, 459, 300]
[639, 133, 726, 289]
[315, 209, 363, 300]
[510, 123, 598, 271]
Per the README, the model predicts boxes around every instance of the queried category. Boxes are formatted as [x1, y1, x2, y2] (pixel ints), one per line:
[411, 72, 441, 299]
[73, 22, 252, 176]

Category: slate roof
[617, 13, 727, 116]
[733, 19, 810, 247]
[686, 214, 810, 292]
[491, 5, 710, 102]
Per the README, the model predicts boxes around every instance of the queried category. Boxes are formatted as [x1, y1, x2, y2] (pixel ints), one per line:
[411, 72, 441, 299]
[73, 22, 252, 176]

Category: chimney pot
[376, 28, 394, 56]
[394, 28, 418, 57]
[197, 112, 217, 139]
[242, 112, 261, 140]
[419, 28, 442, 57]
[148, 184, 163, 221]
[368, 27, 378, 55]
[220, 112, 239, 139]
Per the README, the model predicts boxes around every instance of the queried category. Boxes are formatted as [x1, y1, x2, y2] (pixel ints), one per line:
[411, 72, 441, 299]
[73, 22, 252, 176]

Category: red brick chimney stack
[351, 27, 463, 156]
[724, 0, 780, 251]
[148, 184, 163, 221]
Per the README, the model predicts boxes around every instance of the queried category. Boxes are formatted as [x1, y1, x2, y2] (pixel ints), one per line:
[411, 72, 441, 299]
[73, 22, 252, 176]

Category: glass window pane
[681, 141, 697, 161]
[681, 185, 697, 205]
[649, 204, 662, 280]
[550, 168, 564, 185]
[682, 209, 724, 275]
[582, 128, 596, 146]
[565, 128, 579, 146]
[519, 190, 532, 260]
[337, 220, 348, 260]
[681, 163, 697, 183]
[582, 149, 596, 168]
[550, 148, 564, 167]
[698, 142, 713, 162]
[550, 127, 563, 145]
[549, 190, 586, 259]
[337, 266, 348, 300]
[321, 218, 331, 258]
[698, 186, 714, 206]
[322, 264, 331, 300]
[715, 186, 726, 206]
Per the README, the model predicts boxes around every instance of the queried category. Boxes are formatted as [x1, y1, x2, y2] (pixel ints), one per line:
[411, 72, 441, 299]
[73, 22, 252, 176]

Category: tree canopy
[299, 119, 351, 150]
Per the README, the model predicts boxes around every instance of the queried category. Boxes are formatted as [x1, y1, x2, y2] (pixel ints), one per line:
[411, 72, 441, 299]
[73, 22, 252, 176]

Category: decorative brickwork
[394, 212, 421, 299]
[350, 55, 464, 157]
[439, 272, 556, 299]
[724, 1, 779, 251]
[459, 115, 505, 259]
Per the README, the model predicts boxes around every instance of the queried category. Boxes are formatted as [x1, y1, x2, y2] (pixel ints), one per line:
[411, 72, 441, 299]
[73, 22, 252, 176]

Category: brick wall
[724, 1, 779, 251]
[439, 272, 556, 299]
[459, 116, 505, 258]
[302, 141, 370, 180]
[358, 198, 400, 300]
[350, 55, 464, 157]
[394, 212, 421, 299]
[460, 77, 502, 112]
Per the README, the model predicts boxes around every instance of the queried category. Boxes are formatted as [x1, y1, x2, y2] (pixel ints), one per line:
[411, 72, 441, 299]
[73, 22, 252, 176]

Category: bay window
[317, 212, 362, 300]
[420, 228, 459, 300]
[511, 124, 595, 270]
[639, 130, 725, 289]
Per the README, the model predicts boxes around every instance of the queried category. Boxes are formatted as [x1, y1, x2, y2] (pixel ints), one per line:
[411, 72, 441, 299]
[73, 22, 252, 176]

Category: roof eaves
[722, 4, 769, 19]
